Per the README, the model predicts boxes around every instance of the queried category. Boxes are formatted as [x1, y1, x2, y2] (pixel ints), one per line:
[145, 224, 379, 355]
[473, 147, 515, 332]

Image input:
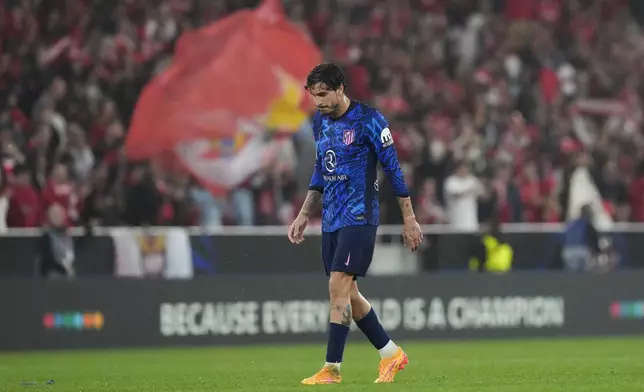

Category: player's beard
[326, 102, 341, 117]
[318, 104, 335, 114]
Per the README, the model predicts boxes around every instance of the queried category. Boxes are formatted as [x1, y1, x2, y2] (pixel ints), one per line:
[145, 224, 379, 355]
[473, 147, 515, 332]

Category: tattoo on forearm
[300, 190, 322, 216]
[397, 197, 415, 219]
[341, 304, 352, 327]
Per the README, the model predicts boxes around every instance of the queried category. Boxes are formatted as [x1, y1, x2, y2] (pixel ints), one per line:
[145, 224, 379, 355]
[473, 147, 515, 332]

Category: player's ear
[336, 84, 345, 97]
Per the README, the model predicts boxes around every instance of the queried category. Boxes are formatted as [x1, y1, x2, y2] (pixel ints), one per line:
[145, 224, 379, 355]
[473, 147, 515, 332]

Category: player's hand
[402, 216, 423, 252]
[288, 214, 309, 244]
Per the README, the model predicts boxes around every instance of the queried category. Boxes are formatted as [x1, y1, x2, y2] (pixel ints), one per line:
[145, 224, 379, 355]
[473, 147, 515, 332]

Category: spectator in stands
[123, 164, 163, 226]
[231, 187, 255, 226]
[1, 0, 644, 229]
[543, 194, 562, 223]
[40, 161, 79, 225]
[519, 161, 546, 223]
[596, 159, 629, 221]
[477, 174, 499, 224]
[629, 161, 644, 222]
[6, 164, 39, 228]
[0, 125, 25, 175]
[38, 203, 75, 279]
[163, 173, 197, 226]
[416, 178, 447, 224]
[444, 161, 483, 230]
[492, 164, 524, 222]
[0, 169, 8, 232]
[190, 180, 224, 227]
[80, 163, 121, 228]
[66, 123, 94, 182]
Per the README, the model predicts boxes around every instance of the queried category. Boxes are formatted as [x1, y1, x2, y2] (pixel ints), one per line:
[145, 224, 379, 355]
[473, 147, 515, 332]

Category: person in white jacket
[444, 161, 484, 231]
[0, 172, 8, 233]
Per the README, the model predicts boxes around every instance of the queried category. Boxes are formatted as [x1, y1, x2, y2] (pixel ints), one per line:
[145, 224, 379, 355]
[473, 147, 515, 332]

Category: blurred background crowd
[2, 0, 644, 231]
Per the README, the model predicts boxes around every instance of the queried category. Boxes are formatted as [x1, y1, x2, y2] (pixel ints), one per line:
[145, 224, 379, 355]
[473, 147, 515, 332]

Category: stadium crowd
[1, 0, 644, 231]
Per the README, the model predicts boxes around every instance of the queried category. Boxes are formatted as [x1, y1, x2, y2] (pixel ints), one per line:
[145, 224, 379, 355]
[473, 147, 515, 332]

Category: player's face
[307, 83, 342, 114]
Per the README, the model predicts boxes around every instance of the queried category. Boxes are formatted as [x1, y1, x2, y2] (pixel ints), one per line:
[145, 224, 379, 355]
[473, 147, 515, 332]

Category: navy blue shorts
[322, 225, 378, 279]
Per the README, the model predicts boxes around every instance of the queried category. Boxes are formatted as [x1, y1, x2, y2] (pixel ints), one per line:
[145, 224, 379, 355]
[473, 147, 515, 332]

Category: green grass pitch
[1, 337, 643, 391]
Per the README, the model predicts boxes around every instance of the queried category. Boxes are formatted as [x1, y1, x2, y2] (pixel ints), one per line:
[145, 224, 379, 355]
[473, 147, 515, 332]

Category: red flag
[125, 0, 321, 160]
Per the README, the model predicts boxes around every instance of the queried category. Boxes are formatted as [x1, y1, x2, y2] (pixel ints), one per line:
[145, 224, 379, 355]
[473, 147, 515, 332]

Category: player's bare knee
[328, 272, 353, 300]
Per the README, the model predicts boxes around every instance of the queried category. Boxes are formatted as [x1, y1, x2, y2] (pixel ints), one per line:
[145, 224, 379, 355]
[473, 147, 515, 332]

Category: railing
[2, 222, 644, 237]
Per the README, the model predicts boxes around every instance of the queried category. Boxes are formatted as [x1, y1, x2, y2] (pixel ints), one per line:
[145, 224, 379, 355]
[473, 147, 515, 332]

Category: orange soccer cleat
[374, 347, 409, 383]
[301, 364, 342, 385]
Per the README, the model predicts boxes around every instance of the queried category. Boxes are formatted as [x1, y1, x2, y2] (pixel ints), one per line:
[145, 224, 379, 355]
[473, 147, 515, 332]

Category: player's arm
[396, 196, 416, 222]
[297, 112, 324, 219]
[299, 153, 324, 218]
[299, 189, 322, 218]
[289, 162, 322, 244]
[365, 111, 415, 220]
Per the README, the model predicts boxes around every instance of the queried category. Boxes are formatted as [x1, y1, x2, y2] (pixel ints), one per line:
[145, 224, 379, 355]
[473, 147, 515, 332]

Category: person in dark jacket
[38, 203, 75, 278]
[557, 204, 600, 271]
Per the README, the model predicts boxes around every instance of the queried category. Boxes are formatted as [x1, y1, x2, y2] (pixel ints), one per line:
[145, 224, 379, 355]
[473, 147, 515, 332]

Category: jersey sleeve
[309, 158, 324, 192]
[308, 113, 324, 193]
[364, 109, 410, 198]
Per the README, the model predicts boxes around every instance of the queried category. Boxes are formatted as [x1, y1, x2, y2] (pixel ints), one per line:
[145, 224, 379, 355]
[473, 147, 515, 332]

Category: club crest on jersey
[343, 130, 355, 145]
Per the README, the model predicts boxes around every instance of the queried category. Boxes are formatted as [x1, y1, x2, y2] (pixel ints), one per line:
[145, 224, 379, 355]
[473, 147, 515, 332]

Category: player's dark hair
[305, 63, 346, 91]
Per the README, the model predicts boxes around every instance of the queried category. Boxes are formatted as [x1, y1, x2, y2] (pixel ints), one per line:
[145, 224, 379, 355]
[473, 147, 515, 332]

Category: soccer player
[288, 63, 423, 385]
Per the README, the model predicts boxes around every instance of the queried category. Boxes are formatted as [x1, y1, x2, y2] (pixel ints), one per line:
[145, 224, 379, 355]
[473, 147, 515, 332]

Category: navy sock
[326, 323, 350, 363]
[355, 308, 390, 350]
